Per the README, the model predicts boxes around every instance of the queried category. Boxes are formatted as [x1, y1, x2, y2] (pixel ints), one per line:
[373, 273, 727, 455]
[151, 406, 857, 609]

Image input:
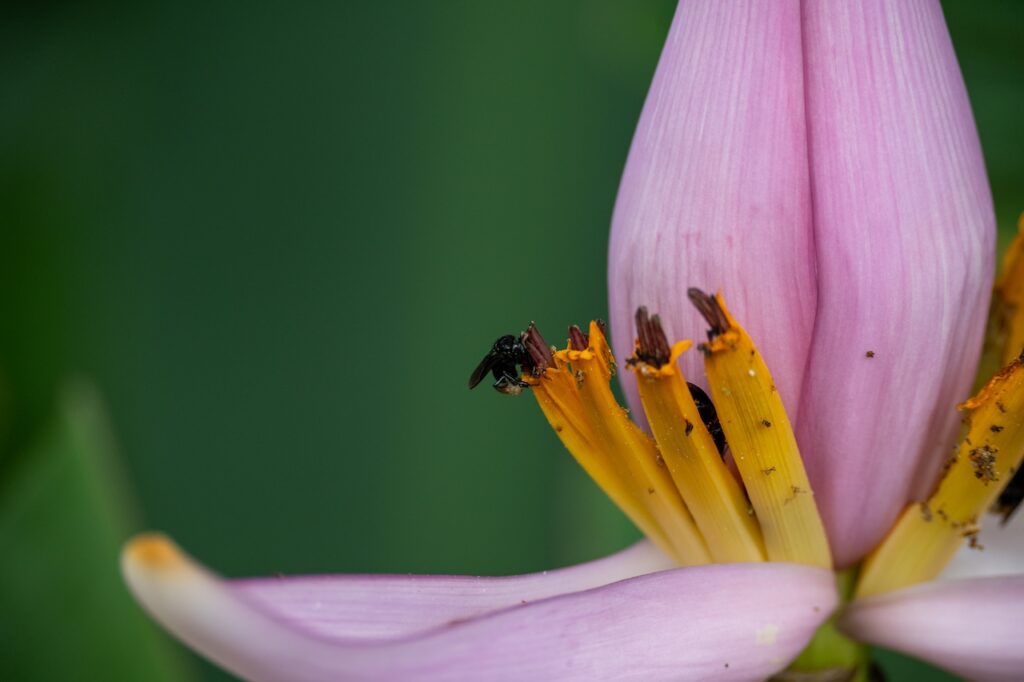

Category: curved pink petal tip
[235, 539, 675, 641]
[842, 576, 1024, 682]
[123, 535, 836, 681]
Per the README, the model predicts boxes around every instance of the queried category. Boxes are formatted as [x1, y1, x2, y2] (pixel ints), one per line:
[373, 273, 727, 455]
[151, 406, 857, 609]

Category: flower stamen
[493, 294, 833, 569]
[628, 307, 766, 563]
[688, 289, 832, 569]
[524, 323, 708, 565]
[556, 322, 711, 564]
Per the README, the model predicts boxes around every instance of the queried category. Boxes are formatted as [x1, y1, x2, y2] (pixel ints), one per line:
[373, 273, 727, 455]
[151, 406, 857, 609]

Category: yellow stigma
[524, 293, 832, 569]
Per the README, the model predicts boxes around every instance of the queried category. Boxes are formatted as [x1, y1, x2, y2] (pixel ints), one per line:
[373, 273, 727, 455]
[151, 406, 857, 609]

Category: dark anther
[521, 322, 554, 374]
[627, 304, 728, 456]
[687, 287, 730, 340]
[595, 319, 608, 337]
[631, 306, 672, 367]
[568, 324, 589, 351]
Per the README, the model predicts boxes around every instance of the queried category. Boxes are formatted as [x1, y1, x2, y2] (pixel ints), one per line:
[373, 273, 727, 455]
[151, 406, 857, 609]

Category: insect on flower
[467, 334, 533, 395]
[474, 317, 730, 456]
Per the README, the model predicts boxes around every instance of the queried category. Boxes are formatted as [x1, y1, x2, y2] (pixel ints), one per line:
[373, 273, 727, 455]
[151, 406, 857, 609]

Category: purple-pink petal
[797, 0, 994, 567]
[609, 0, 994, 567]
[608, 0, 817, 429]
[123, 535, 837, 681]
[234, 540, 674, 641]
[841, 576, 1024, 682]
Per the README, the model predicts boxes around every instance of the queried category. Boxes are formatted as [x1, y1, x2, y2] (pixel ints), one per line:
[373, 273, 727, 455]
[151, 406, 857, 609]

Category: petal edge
[841, 576, 1024, 682]
[123, 534, 837, 682]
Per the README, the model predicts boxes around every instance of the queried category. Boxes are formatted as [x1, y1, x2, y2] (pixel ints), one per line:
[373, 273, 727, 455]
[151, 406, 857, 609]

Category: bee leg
[493, 372, 529, 396]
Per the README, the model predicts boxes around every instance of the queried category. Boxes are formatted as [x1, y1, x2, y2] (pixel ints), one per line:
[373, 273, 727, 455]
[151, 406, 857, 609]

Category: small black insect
[687, 382, 727, 457]
[996, 465, 1024, 525]
[468, 334, 531, 396]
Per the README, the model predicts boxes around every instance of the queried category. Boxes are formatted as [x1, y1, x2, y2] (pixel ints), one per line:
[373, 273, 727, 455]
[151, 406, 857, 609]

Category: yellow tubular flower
[628, 307, 766, 563]
[524, 326, 677, 558]
[508, 274, 1024, 595]
[688, 289, 832, 569]
[519, 292, 833, 570]
[523, 323, 709, 565]
[558, 323, 711, 565]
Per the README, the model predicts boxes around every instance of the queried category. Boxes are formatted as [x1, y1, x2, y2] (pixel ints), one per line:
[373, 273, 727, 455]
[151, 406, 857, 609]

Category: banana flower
[123, 1, 1024, 680]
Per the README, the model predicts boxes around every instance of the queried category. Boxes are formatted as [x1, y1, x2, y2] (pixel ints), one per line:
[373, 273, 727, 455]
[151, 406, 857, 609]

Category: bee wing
[468, 352, 496, 389]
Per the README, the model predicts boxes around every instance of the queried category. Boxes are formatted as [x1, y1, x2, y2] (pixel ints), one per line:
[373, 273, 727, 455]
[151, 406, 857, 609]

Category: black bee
[687, 382, 727, 457]
[996, 466, 1024, 525]
[468, 334, 531, 396]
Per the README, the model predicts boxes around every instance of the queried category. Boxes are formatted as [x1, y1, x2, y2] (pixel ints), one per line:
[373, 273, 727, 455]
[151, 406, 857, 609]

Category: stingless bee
[468, 334, 532, 396]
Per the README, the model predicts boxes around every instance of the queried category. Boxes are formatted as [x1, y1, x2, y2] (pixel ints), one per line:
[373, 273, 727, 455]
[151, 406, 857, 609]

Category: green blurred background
[0, 2, 1020, 680]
